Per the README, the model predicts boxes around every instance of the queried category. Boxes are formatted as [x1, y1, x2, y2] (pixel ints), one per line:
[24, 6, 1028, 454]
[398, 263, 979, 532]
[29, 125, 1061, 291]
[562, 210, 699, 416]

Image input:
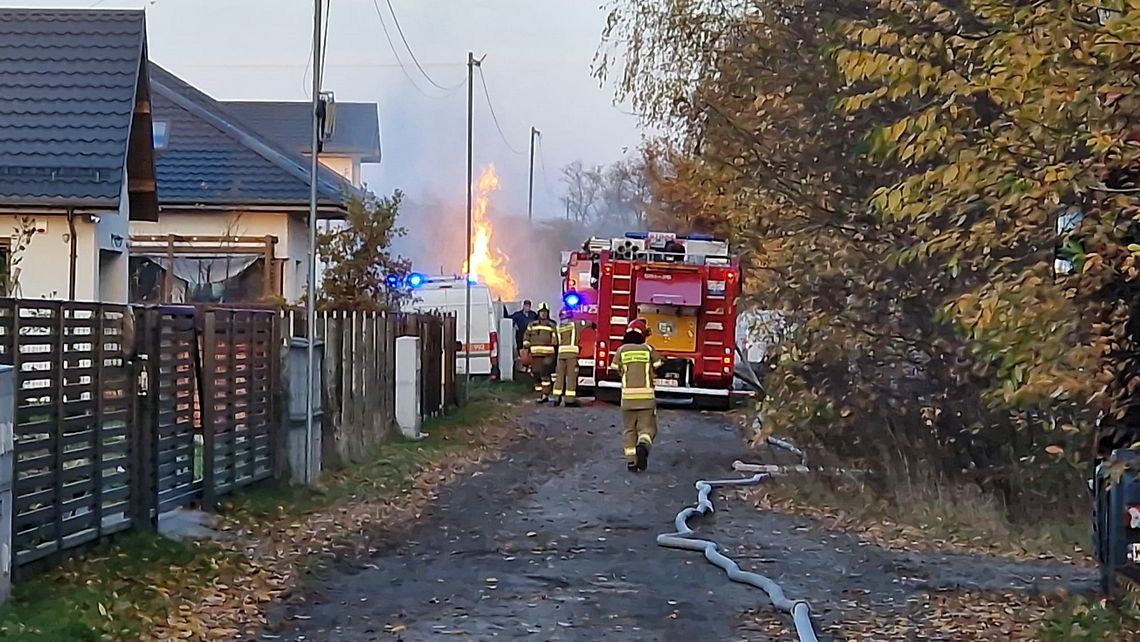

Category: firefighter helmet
[627, 318, 650, 337]
[537, 302, 550, 313]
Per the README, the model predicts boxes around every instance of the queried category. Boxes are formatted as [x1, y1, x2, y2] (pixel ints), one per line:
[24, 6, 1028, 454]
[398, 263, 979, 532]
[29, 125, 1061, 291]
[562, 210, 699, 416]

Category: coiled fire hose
[657, 470, 820, 642]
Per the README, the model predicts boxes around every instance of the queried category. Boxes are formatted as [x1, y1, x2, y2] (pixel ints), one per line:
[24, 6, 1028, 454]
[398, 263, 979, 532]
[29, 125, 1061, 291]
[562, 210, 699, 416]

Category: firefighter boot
[636, 435, 652, 471]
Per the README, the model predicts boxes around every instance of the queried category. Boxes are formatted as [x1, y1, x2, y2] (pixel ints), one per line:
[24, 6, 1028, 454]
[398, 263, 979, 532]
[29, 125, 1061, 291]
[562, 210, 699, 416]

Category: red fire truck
[560, 237, 610, 390]
[590, 231, 742, 409]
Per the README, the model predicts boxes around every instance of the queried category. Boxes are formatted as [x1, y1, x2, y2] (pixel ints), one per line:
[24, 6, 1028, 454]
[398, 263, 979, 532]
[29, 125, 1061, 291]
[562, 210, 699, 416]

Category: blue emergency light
[563, 291, 582, 308]
[385, 274, 401, 289]
[407, 272, 425, 289]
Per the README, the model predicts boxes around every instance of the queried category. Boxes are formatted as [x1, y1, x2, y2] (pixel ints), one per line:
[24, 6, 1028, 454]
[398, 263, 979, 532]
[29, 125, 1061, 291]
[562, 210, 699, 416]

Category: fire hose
[657, 468, 820, 642]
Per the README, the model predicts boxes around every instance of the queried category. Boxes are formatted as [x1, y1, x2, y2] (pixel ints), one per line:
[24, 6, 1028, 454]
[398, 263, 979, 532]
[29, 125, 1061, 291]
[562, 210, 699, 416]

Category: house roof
[0, 8, 148, 209]
[221, 101, 382, 163]
[148, 64, 353, 212]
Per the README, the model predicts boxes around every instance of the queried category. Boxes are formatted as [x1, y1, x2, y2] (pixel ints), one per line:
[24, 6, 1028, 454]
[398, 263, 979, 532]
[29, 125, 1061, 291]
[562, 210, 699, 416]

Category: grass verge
[0, 532, 238, 642]
[0, 380, 526, 642]
[1037, 599, 1140, 641]
[225, 379, 528, 522]
[750, 471, 1089, 563]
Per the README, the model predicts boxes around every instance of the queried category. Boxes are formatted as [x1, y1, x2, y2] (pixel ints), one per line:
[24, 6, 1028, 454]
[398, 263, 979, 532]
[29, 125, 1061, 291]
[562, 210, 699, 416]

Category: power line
[476, 67, 526, 155]
[384, 0, 465, 91]
[319, 0, 332, 84]
[536, 135, 558, 197]
[369, 0, 454, 99]
[301, 0, 331, 93]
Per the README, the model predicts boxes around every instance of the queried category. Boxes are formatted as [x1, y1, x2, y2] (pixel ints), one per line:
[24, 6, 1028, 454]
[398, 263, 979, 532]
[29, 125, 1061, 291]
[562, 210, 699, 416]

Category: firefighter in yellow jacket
[609, 318, 663, 472]
[522, 303, 557, 402]
[553, 306, 586, 407]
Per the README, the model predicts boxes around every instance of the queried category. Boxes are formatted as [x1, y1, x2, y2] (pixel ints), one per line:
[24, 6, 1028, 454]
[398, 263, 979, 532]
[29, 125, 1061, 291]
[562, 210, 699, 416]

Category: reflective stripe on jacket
[524, 320, 557, 355]
[611, 343, 663, 410]
[557, 321, 582, 356]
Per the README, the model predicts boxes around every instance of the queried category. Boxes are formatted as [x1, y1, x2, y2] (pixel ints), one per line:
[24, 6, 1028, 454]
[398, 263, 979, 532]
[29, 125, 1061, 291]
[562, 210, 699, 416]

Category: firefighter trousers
[622, 408, 658, 463]
[531, 355, 554, 397]
[553, 355, 578, 403]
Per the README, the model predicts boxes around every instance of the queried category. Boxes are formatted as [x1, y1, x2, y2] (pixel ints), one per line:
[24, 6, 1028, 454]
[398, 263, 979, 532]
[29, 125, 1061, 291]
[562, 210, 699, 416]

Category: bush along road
[266, 405, 1096, 642]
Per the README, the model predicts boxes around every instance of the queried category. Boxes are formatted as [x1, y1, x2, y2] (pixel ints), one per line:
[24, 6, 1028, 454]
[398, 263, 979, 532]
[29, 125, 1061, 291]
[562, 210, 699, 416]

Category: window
[152, 120, 169, 150]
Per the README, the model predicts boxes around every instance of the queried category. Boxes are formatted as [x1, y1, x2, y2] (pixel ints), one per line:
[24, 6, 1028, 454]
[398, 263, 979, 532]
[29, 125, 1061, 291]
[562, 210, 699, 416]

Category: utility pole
[527, 127, 540, 223]
[304, 0, 323, 483]
[465, 51, 481, 396]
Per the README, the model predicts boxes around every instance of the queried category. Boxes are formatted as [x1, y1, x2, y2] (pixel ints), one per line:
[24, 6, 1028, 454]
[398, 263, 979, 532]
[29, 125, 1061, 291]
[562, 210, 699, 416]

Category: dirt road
[265, 405, 1095, 641]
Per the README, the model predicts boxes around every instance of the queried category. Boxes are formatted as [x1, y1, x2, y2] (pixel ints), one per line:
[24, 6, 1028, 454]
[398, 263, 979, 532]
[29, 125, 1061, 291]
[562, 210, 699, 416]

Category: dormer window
[152, 120, 169, 150]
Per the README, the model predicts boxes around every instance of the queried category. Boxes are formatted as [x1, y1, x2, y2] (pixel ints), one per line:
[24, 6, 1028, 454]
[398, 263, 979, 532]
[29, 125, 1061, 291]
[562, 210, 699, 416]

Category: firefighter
[609, 318, 663, 472]
[553, 306, 584, 407]
[522, 303, 557, 402]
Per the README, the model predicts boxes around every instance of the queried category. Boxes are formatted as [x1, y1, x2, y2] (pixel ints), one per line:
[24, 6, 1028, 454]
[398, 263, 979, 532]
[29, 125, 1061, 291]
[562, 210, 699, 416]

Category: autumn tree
[317, 189, 409, 310]
[833, 1, 1140, 460]
[598, 0, 1139, 511]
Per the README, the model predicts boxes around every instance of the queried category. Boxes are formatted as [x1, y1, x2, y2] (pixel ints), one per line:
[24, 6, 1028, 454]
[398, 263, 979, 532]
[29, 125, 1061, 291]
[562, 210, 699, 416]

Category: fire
[462, 165, 519, 301]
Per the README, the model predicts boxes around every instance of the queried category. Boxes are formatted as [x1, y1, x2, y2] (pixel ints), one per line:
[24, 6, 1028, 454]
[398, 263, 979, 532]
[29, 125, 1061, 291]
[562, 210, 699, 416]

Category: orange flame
[462, 165, 518, 301]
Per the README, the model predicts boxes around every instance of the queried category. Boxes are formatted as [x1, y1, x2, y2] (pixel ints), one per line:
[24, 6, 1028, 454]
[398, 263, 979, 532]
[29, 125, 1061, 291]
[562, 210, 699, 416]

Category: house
[130, 65, 354, 304]
[0, 9, 159, 303]
[220, 101, 382, 188]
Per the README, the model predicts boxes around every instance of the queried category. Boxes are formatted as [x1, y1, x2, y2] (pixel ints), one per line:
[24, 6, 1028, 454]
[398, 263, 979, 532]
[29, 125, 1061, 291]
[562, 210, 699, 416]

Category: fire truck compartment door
[634, 272, 703, 306]
[643, 310, 698, 353]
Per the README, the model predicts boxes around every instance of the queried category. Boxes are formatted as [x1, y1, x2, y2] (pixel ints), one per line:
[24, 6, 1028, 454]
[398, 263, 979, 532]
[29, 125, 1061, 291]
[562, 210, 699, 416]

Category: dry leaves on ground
[141, 407, 525, 642]
[741, 591, 1062, 641]
[744, 486, 1092, 566]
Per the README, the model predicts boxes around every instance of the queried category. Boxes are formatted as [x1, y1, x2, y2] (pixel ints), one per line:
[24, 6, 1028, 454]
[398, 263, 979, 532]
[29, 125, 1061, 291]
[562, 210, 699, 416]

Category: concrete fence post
[284, 337, 323, 484]
[0, 365, 14, 602]
[498, 318, 515, 382]
[396, 336, 426, 440]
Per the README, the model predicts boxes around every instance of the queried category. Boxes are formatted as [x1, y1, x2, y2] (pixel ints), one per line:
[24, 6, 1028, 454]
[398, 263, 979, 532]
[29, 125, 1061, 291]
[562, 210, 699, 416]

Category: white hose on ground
[656, 471, 820, 642]
[733, 460, 866, 477]
[765, 435, 808, 466]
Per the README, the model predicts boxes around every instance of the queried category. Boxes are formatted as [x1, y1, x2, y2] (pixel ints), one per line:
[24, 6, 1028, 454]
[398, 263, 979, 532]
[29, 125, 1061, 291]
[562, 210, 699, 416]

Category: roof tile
[149, 64, 352, 209]
[0, 9, 147, 207]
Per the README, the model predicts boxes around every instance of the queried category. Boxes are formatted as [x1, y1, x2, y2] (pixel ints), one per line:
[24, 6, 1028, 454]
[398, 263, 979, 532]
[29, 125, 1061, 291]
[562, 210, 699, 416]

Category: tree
[832, 1, 1139, 457]
[317, 190, 409, 310]
[561, 161, 602, 224]
[560, 157, 649, 232]
[597, 0, 1140, 511]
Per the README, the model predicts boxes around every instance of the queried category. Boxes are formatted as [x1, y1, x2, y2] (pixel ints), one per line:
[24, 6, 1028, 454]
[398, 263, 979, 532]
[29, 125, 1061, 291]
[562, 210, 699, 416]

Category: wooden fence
[283, 309, 457, 470]
[0, 301, 135, 571]
[0, 299, 456, 580]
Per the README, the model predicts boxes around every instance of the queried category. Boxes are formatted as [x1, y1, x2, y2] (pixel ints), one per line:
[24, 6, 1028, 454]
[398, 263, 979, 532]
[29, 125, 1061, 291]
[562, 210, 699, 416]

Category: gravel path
[265, 405, 1096, 642]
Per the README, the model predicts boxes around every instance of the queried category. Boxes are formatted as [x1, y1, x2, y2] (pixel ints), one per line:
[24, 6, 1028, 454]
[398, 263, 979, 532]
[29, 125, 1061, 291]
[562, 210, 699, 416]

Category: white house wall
[308, 154, 361, 188]
[1, 214, 102, 301]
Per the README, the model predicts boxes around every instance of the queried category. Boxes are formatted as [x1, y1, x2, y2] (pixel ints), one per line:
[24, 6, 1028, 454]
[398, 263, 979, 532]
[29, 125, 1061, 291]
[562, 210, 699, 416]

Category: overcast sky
[13, 0, 643, 219]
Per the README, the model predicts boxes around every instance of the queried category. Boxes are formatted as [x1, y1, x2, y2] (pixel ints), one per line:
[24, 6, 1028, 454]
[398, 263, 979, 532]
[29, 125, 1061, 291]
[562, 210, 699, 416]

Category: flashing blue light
[466, 273, 478, 284]
[624, 231, 648, 239]
[407, 272, 425, 288]
[563, 291, 582, 308]
[385, 274, 401, 289]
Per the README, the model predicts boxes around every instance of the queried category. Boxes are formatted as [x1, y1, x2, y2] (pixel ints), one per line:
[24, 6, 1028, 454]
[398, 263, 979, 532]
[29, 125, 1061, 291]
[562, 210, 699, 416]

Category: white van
[404, 276, 500, 377]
